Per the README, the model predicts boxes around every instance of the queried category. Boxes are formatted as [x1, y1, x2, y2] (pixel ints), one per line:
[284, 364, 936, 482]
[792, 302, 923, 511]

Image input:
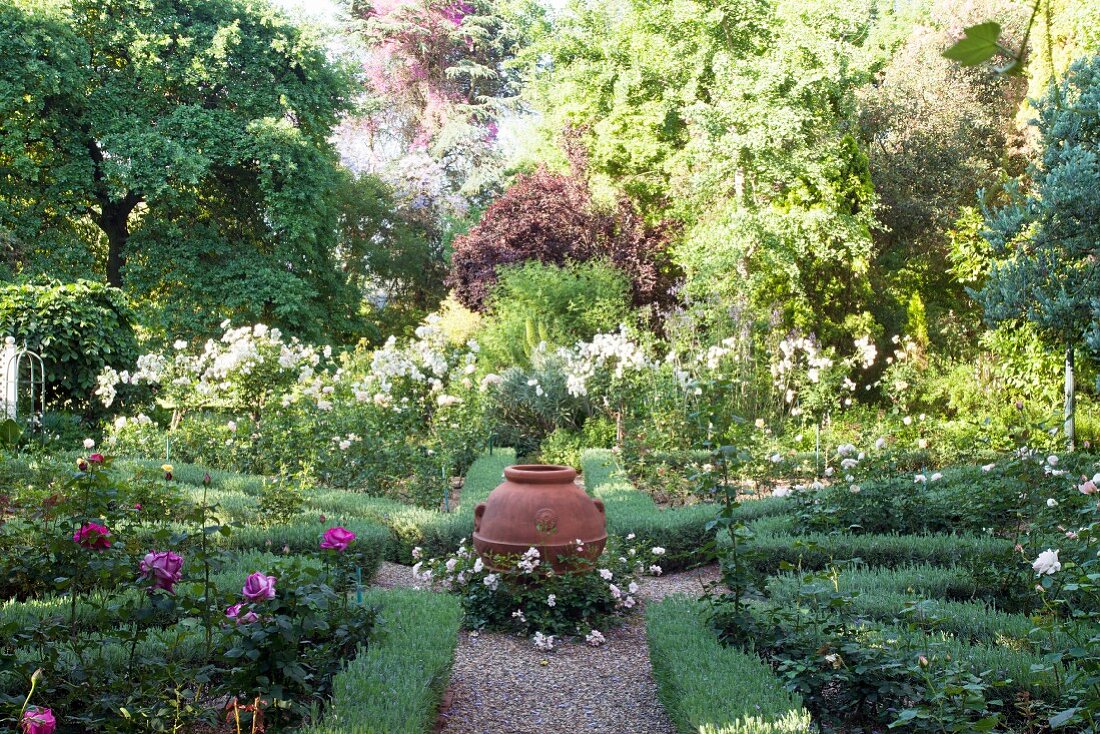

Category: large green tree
[0, 0, 363, 339]
[980, 54, 1100, 449]
[859, 0, 1027, 352]
[522, 0, 884, 345]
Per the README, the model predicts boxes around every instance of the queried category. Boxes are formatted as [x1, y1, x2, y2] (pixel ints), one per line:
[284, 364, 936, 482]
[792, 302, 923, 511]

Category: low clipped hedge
[581, 449, 793, 570]
[303, 588, 462, 734]
[765, 578, 1073, 649]
[648, 596, 813, 734]
[305, 450, 513, 562]
[725, 529, 1015, 576]
[766, 564, 984, 603]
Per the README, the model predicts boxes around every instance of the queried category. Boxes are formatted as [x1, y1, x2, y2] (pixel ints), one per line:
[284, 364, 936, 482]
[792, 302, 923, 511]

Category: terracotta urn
[473, 464, 607, 571]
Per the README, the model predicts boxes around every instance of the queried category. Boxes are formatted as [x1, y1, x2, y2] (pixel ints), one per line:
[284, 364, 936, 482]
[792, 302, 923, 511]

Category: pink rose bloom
[21, 707, 56, 734]
[1079, 480, 1097, 495]
[225, 603, 243, 620]
[88, 453, 105, 464]
[73, 522, 111, 551]
[140, 551, 184, 593]
[320, 526, 357, 551]
[242, 572, 277, 602]
[239, 611, 259, 624]
[133, 503, 142, 511]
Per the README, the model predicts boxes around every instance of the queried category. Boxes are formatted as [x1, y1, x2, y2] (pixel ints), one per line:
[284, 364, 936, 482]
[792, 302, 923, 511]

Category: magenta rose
[242, 572, 276, 602]
[140, 551, 184, 593]
[239, 611, 259, 624]
[320, 526, 356, 552]
[225, 603, 243, 620]
[88, 453, 105, 464]
[21, 707, 56, 734]
[73, 522, 111, 551]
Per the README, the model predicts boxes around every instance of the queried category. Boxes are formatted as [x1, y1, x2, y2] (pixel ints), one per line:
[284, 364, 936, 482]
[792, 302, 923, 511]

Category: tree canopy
[0, 0, 362, 340]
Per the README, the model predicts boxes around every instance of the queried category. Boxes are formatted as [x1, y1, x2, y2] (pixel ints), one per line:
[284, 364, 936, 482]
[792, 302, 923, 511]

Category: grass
[303, 588, 462, 734]
[648, 595, 813, 734]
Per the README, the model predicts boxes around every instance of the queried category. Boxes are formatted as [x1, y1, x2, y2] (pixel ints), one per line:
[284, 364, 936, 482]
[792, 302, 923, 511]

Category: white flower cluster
[561, 326, 651, 398]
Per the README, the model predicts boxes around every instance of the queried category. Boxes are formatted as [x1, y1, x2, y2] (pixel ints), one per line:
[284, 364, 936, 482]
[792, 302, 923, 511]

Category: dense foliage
[448, 166, 674, 312]
[0, 280, 137, 411]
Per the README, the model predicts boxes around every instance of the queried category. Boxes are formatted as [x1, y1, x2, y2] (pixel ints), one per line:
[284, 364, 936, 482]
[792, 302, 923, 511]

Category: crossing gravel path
[370, 560, 724, 734]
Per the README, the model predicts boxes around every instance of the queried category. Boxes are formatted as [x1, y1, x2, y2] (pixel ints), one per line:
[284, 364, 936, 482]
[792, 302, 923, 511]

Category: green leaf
[943, 22, 1006, 66]
[1050, 708, 1080, 728]
[0, 418, 23, 446]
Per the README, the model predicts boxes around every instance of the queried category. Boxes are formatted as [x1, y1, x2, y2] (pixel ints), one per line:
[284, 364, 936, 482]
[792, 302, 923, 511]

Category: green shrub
[0, 279, 138, 410]
[476, 260, 635, 372]
[538, 417, 615, 469]
[303, 588, 463, 734]
[647, 596, 813, 734]
[304, 450, 512, 562]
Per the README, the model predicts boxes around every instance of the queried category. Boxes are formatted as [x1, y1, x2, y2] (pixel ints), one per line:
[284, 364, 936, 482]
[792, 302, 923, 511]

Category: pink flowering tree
[339, 0, 534, 218]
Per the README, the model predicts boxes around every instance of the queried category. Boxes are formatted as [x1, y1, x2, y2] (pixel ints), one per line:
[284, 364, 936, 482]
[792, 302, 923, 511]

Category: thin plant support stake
[356, 566, 362, 606]
[443, 464, 450, 512]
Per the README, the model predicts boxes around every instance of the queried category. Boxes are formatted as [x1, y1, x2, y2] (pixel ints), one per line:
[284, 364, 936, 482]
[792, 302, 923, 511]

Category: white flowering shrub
[102, 317, 490, 504]
[413, 536, 660, 638]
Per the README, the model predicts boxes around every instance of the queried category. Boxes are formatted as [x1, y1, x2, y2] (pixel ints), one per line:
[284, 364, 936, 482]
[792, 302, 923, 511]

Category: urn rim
[503, 464, 577, 484]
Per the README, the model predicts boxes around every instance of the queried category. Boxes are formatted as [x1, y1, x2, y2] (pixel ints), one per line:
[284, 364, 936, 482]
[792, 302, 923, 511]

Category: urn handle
[474, 502, 486, 533]
[593, 498, 605, 515]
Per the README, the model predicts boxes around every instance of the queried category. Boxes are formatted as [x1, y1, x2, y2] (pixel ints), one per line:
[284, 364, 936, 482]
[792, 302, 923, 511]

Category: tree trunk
[1065, 344, 1076, 451]
[97, 195, 139, 288]
[87, 138, 139, 288]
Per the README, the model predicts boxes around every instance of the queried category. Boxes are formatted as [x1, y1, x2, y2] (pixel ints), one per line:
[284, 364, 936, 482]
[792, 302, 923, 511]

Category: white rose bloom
[1047, 498, 1059, 508]
[1032, 549, 1061, 576]
[83, 438, 95, 449]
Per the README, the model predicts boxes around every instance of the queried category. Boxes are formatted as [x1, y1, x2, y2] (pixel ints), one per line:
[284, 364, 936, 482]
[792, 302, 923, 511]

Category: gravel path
[367, 561, 725, 734]
[436, 618, 676, 734]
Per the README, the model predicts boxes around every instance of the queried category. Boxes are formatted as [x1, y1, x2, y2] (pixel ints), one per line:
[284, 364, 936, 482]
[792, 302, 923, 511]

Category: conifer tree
[980, 55, 1100, 448]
